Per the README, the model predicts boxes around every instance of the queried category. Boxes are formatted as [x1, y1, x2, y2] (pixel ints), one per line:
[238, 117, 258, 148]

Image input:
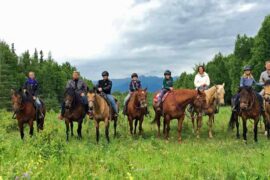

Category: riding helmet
[243, 65, 252, 71]
[164, 70, 171, 76]
[102, 71, 109, 76]
[131, 73, 138, 78]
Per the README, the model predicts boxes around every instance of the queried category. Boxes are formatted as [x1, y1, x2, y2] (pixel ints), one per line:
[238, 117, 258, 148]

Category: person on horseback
[96, 71, 118, 117]
[259, 61, 270, 95]
[23, 71, 44, 118]
[194, 65, 210, 91]
[123, 73, 142, 115]
[233, 66, 264, 112]
[156, 70, 173, 109]
[58, 71, 89, 120]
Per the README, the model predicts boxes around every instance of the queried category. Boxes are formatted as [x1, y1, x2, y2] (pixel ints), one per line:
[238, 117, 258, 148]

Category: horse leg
[128, 116, 133, 135]
[18, 121, 24, 140]
[134, 119, 138, 134]
[65, 120, 70, 141]
[95, 120, 100, 143]
[163, 118, 166, 136]
[113, 117, 117, 138]
[196, 114, 202, 138]
[242, 118, 247, 143]
[70, 121, 74, 137]
[208, 114, 214, 139]
[139, 117, 144, 135]
[77, 121, 82, 139]
[177, 115, 185, 144]
[236, 116, 240, 139]
[29, 119, 34, 137]
[165, 115, 171, 140]
[254, 117, 259, 142]
[105, 119, 110, 143]
[156, 113, 161, 138]
[191, 112, 195, 134]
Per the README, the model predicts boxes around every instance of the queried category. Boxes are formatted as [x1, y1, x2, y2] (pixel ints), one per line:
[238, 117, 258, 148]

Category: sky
[1, 0, 270, 80]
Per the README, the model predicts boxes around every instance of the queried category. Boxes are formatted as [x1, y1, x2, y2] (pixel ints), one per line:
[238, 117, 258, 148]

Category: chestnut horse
[87, 90, 118, 143]
[126, 88, 148, 135]
[11, 89, 46, 139]
[229, 87, 261, 142]
[153, 89, 207, 143]
[63, 88, 86, 141]
[262, 82, 270, 138]
[190, 84, 225, 138]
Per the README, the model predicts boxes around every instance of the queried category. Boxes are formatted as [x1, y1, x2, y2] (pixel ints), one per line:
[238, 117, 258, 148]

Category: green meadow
[0, 107, 270, 179]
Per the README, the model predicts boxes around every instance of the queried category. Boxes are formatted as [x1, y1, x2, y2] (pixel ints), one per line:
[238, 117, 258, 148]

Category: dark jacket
[162, 77, 173, 90]
[96, 79, 112, 94]
[129, 80, 141, 92]
[66, 79, 88, 95]
[23, 78, 39, 96]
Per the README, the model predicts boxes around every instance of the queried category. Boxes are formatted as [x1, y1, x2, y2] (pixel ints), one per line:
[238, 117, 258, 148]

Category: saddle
[154, 91, 171, 103]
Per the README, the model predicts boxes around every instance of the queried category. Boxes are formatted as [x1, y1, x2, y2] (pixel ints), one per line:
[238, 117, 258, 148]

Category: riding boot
[38, 107, 44, 119]
[145, 107, 150, 116]
[58, 103, 65, 120]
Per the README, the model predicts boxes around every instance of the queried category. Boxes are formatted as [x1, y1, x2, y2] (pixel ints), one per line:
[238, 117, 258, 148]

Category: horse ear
[222, 83, 225, 87]
[144, 88, 147, 92]
[197, 89, 202, 94]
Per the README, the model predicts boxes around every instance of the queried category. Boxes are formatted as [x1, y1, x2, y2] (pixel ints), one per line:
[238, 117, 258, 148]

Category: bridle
[240, 89, 256, 111]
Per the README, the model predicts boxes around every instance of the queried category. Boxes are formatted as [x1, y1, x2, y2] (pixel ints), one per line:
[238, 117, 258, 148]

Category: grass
[0, 107, 270, 179]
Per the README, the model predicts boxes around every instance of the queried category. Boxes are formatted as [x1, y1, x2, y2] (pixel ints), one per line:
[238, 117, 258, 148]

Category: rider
[233, 66, 264, 112]
[58, 71, 89, 120]
[123, 73, 142, 115]
[23, 71, 44, 118]
[156, 70, 173, 109]
[259, 61, 270, 95]
[194, 65, 210, 91]
[96, 71, 118, 117]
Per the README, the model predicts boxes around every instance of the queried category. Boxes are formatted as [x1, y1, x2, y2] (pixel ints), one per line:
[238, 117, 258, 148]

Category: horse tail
[228, 111, 237, 130]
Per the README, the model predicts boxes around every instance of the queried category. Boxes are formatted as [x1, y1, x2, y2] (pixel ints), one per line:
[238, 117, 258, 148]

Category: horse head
[87, 89, 97, 111]
[215, 83, 225, 105]
[11, 89, 23, 112]
[239, 86, 254, 111]
[64, 88, 76, 110]
[136, 88, 148, 108]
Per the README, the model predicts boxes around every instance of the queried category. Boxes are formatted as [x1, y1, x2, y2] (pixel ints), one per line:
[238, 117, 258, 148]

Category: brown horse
[126, 88, 148, 135]
[87, 90, 118, 143]
[263, 82, 270, 138]
[229, 87, 261, 142]
[190, 84, 225, 138]
[63, 88, 86, 141]
[153, 89, 207, 143]
[11, 89, 46, 139]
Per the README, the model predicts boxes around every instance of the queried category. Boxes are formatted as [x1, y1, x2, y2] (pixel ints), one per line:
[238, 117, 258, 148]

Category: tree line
[174, 15, 270, 103]
[0, 42, 93, 110]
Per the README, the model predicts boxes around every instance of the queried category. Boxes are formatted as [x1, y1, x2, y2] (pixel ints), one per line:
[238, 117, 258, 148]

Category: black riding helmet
[243, 65, 252, 71]
[131, 73, 138, 78]
[102, 71, 109, 76]
[164, 70, 171, 76]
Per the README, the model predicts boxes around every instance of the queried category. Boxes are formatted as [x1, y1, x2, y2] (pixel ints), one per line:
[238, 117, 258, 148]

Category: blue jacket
[23, 78, 39, 96]
[129, 80, 141, 92]
[240, 76, 261, 87]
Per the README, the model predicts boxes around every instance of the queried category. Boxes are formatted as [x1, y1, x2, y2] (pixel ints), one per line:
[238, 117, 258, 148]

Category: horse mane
[64, 88, 82, 105]
[205, 86, 218, 104]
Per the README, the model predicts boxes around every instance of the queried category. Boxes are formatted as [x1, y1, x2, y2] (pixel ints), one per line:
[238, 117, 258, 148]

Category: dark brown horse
[229, 87, 261, 142]
[11, 89, 46, 139]
[63, 88, 86, 141]
[126, 88, 148, 135]
[153, 89, 207, 143]
[262, 83, 270, 138]
[87, 90, 118, 143]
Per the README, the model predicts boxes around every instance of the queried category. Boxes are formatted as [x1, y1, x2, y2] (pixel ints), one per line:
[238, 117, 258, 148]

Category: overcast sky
[1, 0, 270, 80]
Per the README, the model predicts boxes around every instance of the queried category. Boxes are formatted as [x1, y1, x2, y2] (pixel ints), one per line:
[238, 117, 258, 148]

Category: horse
[190, 84, 225, 138]
[11, 89, 46, 139]
[152, 89, 207, 143]
[229, 87, 261, 142]
[126, 88, 148, 135]
[63, 88, 86, 141]
[262, 82, 270, 138]
[87, 90, 118, 143]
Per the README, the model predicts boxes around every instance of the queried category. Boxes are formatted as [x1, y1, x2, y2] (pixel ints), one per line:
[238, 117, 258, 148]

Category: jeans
[34, 97, 42, 108]
[158, 89, 168, 102]
[106, 94, 118, 113]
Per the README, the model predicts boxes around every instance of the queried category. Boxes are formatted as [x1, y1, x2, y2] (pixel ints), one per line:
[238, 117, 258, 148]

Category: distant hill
[93, 76, 178, 93]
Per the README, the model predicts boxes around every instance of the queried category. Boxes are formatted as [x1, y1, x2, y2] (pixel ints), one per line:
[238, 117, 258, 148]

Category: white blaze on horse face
[217, 85, 225, 105]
